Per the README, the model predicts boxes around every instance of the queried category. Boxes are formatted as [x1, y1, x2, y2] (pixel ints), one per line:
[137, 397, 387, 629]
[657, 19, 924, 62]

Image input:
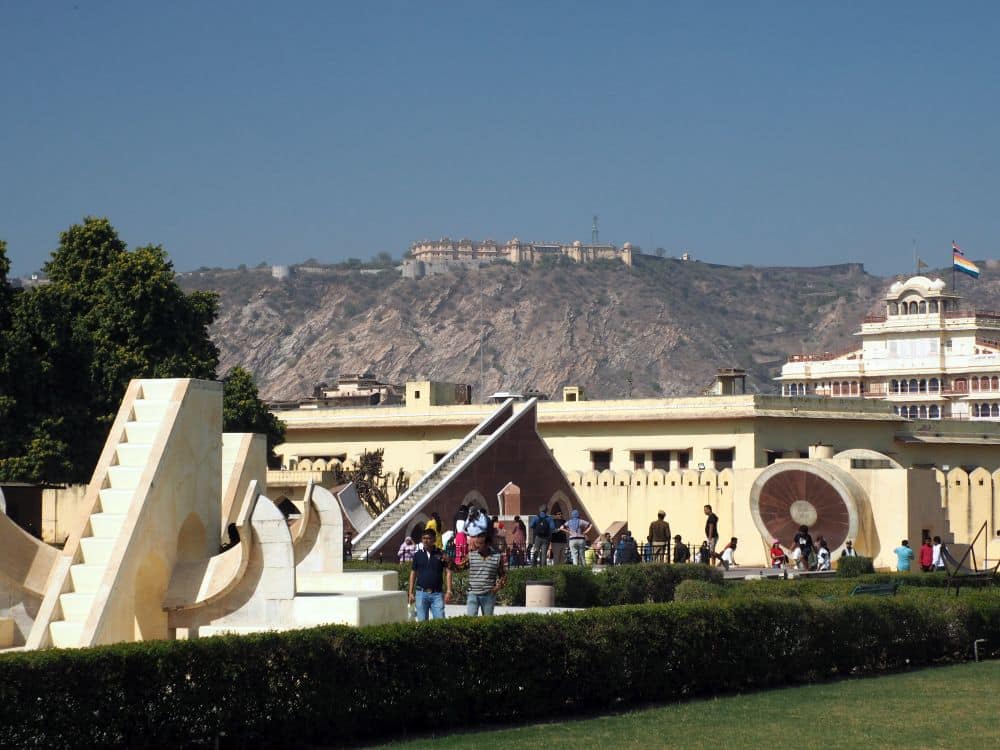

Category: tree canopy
[222, 366, 286, 468]
[0, 217, 281, 484]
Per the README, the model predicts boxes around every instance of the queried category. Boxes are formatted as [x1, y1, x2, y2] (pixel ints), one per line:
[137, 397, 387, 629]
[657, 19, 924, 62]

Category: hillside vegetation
[177, 257, 1000, 401]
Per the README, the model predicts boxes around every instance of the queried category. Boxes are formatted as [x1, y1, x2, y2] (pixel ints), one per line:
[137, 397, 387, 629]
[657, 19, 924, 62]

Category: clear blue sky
[2, 1, 998, 277]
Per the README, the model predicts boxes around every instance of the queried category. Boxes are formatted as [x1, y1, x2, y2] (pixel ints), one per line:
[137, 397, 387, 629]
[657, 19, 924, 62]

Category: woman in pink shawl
[509, 515, 527, 566]
[454, 519, 469, 565]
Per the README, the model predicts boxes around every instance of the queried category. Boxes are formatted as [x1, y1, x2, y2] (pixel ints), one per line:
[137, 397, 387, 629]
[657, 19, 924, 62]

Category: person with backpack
[549, 509, 569, 565]
[530, 507, 554, 567]
[794, 525, 814, 570]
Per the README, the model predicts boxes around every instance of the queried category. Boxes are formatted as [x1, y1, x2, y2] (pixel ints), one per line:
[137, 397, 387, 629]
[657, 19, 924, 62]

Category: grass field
[366, 661, 1000, 750]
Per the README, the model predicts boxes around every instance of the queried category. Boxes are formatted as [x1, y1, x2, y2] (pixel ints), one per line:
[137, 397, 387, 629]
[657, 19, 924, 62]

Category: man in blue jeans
[407, 529, 453, 620]
[463, 531, 507, 616]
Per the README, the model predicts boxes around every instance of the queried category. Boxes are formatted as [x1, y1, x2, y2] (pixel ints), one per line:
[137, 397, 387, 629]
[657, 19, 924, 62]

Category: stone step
[107, 466, 142, 490]
[69, 564, 105, 594]
[132, 399, 170, 422]
[115, 443, 152, 467]
[80, 536, 116, 565]
[89, 512, 126, 538]
[49, 621, 84, 648]
[59, 592, 95, 622]
[139, 381, 177, 401]
[124, 421, 160, 444]
[99, 488, 134, 515]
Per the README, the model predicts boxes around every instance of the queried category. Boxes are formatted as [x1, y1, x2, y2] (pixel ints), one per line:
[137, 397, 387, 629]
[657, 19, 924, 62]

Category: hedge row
[675, 572, 994, 603]
[345, 560, 723, 606]
[1, 594, 998, 748]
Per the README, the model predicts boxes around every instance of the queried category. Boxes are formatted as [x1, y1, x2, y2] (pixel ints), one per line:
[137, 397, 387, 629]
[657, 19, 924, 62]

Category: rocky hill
[176, 256, 1000, 402]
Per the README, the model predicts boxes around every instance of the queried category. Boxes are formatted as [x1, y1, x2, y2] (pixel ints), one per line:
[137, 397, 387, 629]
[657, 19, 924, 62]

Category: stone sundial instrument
[749, 461, 861, 551]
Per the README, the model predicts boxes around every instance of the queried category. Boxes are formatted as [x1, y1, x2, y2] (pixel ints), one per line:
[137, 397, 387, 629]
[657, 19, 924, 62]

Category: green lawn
[367, 661, 1000, 749]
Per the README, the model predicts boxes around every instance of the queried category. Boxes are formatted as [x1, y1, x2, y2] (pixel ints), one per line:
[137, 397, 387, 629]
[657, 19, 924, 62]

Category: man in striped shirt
[464, 531, 508, 616]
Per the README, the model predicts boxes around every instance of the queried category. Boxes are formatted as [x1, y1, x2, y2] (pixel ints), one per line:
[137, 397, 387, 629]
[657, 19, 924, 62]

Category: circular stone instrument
[749, 461, 862, 552]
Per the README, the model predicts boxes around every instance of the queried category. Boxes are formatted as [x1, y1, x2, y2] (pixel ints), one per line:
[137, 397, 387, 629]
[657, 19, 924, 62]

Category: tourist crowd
[400, 503, 949, 623]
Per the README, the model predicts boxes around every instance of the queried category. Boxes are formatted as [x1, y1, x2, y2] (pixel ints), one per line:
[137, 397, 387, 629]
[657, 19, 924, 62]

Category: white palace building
[778, 275, 1000, 420]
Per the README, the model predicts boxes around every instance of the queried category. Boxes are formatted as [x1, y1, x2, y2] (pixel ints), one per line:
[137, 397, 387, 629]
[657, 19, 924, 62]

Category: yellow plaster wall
[542, 418, 756, 472]
[276, 422, 472, 475]
[570, 468, 739, 555]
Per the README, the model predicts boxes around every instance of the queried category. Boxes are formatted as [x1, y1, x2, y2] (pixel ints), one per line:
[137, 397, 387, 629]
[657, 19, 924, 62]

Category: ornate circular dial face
[756, 469, 851, 550]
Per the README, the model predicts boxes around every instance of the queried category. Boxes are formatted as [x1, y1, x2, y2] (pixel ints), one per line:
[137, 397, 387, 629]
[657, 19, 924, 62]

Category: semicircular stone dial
[756, 469, 851, 551]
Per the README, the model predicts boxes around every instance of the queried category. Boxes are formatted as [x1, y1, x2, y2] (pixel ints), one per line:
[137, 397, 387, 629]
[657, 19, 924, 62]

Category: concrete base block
[292, 591, 406, 627]
[296, 570, 398, 593]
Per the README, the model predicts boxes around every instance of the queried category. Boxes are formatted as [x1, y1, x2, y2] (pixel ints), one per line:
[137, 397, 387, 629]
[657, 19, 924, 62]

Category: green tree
[0, 239, 12, 329]
[0, 218, 222, 483]
[222, 366, 286, 468]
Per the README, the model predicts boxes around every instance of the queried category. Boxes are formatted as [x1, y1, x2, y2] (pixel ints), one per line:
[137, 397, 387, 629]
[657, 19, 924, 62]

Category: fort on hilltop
[402, 237, 636, 278]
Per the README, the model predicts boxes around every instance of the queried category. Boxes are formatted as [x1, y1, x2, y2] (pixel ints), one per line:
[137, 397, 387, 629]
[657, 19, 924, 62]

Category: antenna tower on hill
[592, 215, 599, 244]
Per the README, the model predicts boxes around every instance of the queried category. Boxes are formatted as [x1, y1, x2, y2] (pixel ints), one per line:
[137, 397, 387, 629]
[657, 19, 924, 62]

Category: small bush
[837, 555, 876, 577]
[674, 579, 723, 602]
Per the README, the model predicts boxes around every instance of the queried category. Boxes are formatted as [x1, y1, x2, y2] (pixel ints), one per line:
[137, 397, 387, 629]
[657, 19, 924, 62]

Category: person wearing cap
[648, 511, 671, 563]
[672, 534, 690, 563]
[461, 524, 507, 616]
[560, 509, 592, 566]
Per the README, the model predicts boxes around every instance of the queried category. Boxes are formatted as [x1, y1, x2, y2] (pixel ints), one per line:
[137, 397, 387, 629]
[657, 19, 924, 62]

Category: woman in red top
[769, 539, 787, 568]
[919, 537, 934, 572]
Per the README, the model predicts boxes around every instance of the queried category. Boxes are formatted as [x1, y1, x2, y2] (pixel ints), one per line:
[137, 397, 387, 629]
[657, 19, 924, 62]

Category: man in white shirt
[931, 535, 946, 571]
